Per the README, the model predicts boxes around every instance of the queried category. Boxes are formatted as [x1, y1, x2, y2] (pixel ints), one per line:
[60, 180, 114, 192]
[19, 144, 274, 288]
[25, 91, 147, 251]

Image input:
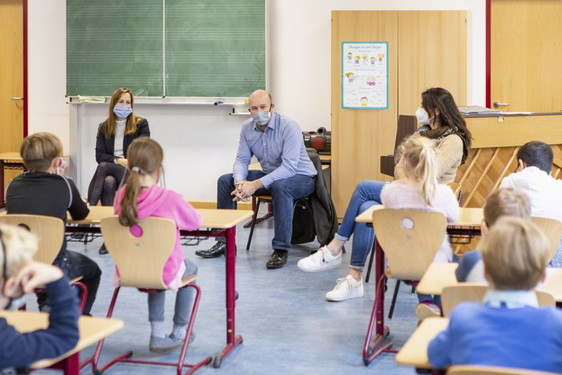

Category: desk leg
[362, 239, 394, 366]
[212, 226, 243, 368]
[62, 353, 80, 375]
[0, 160, 5, 208]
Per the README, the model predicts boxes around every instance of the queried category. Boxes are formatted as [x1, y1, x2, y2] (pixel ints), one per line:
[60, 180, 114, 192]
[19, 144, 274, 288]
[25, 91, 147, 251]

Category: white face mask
[252, 111, 271, 126]
[415, 107, 430, 125]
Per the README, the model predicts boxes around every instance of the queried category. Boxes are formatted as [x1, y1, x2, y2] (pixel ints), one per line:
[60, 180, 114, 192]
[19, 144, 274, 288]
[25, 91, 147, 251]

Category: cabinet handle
[493, 101, 509, 108]
[11, 97, 24, 100]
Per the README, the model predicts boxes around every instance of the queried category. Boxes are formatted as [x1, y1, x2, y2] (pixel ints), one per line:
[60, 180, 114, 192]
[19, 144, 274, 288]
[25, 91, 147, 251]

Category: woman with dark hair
[87, 88, 150, 253]
[298, 87, 471, 304]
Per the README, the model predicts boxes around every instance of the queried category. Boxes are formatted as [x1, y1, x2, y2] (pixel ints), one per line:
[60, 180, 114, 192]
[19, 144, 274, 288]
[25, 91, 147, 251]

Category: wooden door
[491, 0, 562, 112]
[0, 0, 25, 190]
[331, 11, 399, 215]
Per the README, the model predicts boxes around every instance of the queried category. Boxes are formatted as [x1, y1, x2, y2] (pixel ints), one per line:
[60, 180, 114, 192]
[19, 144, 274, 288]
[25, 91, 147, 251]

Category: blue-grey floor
[32, 213, 421, 375]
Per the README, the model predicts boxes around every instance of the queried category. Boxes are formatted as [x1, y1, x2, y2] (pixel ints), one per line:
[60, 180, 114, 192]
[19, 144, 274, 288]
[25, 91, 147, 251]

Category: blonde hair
[20, 132, 63, 172]
[401, 136, 438, 205]
[481, 216, 550, 290]
[0, 224, 38, 280]
[118, 137, 163, 226]
[483, 188, 531, 227]
[101, 88, 143, 139]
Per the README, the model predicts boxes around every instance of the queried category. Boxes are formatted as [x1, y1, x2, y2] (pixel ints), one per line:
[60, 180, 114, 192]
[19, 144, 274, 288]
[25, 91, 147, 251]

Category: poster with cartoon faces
[341, 42, 388, 109]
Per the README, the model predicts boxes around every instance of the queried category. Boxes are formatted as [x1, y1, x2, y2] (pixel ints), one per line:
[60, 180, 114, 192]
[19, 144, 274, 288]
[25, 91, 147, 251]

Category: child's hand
[12, 262, 64, 294]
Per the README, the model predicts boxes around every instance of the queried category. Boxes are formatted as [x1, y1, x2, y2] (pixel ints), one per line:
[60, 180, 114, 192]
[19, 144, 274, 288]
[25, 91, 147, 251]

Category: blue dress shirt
[232, 112, 317, 188]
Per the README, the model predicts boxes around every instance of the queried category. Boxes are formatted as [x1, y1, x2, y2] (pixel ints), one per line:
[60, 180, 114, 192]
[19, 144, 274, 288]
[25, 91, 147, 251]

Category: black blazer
[95, 118, 150, 164]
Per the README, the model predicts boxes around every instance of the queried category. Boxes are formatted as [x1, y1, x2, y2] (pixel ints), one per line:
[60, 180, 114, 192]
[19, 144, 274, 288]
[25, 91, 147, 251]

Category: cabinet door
[491, 0, 562, 112]
[331, 11, 399, 215]
[398, 11, 467, 115]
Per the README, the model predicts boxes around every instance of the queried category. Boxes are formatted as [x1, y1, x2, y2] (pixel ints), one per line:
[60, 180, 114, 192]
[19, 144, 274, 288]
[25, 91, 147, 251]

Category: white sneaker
[325, 275, 364, 302]
[297, 246, 342, 272]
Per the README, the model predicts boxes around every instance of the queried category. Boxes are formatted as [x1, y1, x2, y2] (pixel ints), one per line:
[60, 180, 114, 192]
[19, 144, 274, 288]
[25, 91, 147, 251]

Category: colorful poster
[341, 42, 388, 109]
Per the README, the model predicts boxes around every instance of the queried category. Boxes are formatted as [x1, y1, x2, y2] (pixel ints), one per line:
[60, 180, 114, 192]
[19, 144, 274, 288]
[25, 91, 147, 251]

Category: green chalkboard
[66, 0, 265, 98]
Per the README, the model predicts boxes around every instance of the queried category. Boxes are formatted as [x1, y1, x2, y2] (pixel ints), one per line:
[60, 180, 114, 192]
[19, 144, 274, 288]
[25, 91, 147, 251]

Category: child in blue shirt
[0, 224, 79, 371]
[429, 216, 562, 372]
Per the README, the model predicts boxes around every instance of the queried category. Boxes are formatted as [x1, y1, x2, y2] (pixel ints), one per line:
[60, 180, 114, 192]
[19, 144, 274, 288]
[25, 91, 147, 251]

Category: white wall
[28, 0, 486, 201]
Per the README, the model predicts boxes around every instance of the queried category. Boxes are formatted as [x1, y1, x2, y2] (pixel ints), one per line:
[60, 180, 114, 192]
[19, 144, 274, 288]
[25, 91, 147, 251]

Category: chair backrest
[372, 208, 447, 280]
[441, 283, 555, 317]
[447, 364, 560, 375]
[100, 216, 177, 289]
[530, 216, 562, 262]
[0, 214, 64, 265]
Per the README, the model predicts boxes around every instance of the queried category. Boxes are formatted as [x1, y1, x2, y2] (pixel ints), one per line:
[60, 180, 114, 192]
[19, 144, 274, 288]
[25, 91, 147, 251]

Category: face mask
[415, 107, 430, 125]
[113, 105, 132, 119]
[252, 111, 271, 126]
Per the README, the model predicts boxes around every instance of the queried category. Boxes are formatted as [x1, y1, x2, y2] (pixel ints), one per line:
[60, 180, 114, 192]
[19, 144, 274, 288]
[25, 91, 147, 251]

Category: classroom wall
[27, 0, 486, 202]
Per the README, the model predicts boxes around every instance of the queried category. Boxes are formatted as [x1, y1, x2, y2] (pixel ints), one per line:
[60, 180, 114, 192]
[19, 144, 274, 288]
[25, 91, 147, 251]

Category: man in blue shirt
[195, 90, 317, 269]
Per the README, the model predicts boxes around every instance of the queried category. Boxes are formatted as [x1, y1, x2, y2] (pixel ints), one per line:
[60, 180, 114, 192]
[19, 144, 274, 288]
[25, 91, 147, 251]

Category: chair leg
[246, 199, 263, 251]
[388, 280, 400, 319]
[73, 281, 88, 314]
[364, 240, 376, 283]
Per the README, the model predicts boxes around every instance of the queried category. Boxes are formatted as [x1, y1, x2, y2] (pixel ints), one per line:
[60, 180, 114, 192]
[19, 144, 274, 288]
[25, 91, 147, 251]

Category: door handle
[11, 97, 24, 100]
[493, 101, 509, 108]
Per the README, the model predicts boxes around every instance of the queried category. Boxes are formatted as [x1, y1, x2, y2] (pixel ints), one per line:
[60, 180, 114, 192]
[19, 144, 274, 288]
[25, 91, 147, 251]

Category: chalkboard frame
[66, 0, 267, 100]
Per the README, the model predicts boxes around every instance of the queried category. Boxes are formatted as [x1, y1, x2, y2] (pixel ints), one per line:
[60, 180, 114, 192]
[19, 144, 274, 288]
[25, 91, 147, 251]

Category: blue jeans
[148, 259, 198, 325]
[335, 180, 386, 270]
[217, 171, 316, 251]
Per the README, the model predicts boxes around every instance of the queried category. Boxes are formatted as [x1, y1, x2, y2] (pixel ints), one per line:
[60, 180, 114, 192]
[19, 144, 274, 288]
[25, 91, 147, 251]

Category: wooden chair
[87, 216, 209, 375]
[447, 364, 560, 375]
[0, 214, 87, 312]
[441, 283, 555, 317]
[380, 115, 417, 176]
[530, 216, 562, 262]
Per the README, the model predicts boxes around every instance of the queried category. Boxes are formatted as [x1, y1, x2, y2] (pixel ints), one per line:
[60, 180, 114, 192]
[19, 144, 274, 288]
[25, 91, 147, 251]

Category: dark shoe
[266, 250, 288, 269]
[98, 243, 108, 255]
[195, 242, 225, 258]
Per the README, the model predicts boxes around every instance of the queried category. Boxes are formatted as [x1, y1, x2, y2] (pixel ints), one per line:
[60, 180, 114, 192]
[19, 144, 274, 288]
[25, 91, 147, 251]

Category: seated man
[456, 188, 531, 282]
[429, 216, 562, 372]
[500, 141, 562, 266]
[0, 224, 79, 371]
[195, 89, 317, 269]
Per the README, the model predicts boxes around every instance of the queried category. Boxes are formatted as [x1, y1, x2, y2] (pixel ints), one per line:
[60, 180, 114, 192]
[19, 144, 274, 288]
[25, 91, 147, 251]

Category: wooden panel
[0, 1, 24, 191]
[398, 11, 468, 114]
[331, 11, 399, 215]
[491, 0, 562, 112]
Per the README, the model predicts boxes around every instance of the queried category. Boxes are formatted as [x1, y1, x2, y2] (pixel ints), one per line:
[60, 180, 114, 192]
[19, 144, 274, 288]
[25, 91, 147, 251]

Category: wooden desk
[395, 317, 448, 371]
[0, 310, 123, 374]
[417, 262, 562, 302]
[357, 207, 482, 364]
[0, 152, 25, 209]
[68, 206, 253, 367]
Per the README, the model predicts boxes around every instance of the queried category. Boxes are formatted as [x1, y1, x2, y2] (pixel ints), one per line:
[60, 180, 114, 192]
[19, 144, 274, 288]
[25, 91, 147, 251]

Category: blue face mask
[113, 105, 132, 119]
[252, 111, 271, 126]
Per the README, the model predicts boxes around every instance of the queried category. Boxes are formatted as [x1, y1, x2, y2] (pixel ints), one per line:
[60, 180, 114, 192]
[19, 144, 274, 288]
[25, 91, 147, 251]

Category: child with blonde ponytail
[381, 135, 459, 319]
[114, 137, 202, 354]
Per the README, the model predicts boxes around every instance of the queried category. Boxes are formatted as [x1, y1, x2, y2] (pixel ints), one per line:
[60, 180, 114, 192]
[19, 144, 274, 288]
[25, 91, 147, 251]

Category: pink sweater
[114, 185, 202, 286]
[381, 182, 459, 262]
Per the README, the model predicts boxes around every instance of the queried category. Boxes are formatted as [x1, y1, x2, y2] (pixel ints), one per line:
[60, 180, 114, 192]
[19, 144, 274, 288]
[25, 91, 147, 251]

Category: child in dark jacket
[0, 224, 79, 371]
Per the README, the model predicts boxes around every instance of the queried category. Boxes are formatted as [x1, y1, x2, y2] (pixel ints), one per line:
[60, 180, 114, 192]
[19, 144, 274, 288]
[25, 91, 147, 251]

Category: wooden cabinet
[331, 11, 467, 217]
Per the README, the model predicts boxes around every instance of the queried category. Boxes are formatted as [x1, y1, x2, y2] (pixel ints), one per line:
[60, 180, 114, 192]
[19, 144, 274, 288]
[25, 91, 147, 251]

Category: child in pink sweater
[114, 137, 202, 354]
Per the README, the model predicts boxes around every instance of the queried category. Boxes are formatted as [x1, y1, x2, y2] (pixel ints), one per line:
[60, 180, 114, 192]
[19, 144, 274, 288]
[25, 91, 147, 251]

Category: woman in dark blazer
[87, 88, 150, 253]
